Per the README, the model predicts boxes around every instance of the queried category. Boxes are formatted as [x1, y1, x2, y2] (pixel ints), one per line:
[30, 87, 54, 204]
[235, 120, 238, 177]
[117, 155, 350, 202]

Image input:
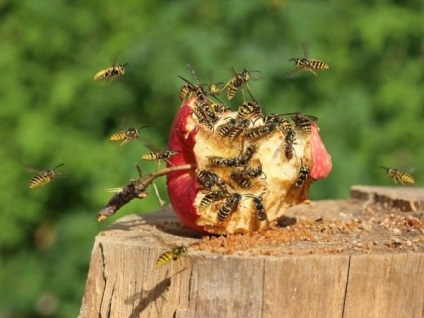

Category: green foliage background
[0, 0, 423, 316]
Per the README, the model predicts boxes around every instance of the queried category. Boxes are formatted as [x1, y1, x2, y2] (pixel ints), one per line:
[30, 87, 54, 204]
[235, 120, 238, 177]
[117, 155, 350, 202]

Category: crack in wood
[341, 254, 352, 318]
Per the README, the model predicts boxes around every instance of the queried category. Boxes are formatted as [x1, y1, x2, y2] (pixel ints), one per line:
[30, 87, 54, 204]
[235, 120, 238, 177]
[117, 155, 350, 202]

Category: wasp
[212, 102, 231, 114]
[28, 163, 65, 189]
[141, 149, 180, 162]
[200, 190, 229, 207]
[216, 118, 240, 138]
[282, 112, 319, 133]
[230, 164, 265, 190]
[196, 170, 218, 190]
[236, 100, 263, 121]
[217, 193, 242, 221]
[228, 118, 252, 140]
[225, 68, 260, 100]
[208, 156, 239, 168]
[231, 164, 265, 180]
[157, 245, 188, 266]
[240, 144, 257, 164]
[196, 170, 228, 192]
[262, 113, 282, 125]
[178, 75, 208, 102]
[192, 103, 220, 130]
[288, 43, 329, 77]
[283, 128, 296, 160]
[94, 63, 128, 85]
[244, 122, 278, 141]
[209, 144, 257, 168]
[380, 166, 415, 185]
[295, 159, 310, 187]
[109, 126, 148, 147]
[204, 72, 224, 97]
[187, 64, 211, 101]
[179, 81, 193, 100]
[207, 82, 224, 96]
[252, 194, 267, 221]
[261, 114, 292, 132]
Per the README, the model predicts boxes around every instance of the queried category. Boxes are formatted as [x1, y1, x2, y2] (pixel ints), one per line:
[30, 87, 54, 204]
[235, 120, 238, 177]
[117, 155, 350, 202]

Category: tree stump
[79, 186, 424, 318]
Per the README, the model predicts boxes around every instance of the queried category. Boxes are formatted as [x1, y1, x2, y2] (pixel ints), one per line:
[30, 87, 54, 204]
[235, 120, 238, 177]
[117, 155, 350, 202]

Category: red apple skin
[166, 99, 333, 233]
[166, 100, 205, 232]
[310, 124, 332, 180]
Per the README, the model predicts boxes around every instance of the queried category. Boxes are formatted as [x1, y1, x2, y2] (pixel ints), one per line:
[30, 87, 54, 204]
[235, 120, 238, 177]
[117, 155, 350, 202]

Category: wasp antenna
[136, 164, 143, 178]
[249, 70, 261, 73]
[242, 193, 255, 199]
[54, 163, 65, 170]
[122, 63, 129, 67]
[187, 64, 200, 83]
[138, 125, 149, 130]
[247, 89, 254, 101]
[379, 166, 389, 171]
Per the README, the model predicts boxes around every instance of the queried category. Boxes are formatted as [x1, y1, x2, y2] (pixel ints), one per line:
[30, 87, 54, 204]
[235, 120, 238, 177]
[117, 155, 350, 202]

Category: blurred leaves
[1, 0, 423, 317]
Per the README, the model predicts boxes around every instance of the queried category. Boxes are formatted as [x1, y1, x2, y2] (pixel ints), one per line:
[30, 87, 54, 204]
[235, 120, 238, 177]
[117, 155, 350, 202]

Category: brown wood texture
[79, 186, 424, 318]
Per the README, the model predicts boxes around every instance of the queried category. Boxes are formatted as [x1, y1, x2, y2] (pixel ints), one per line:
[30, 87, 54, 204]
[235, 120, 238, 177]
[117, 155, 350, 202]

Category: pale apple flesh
[167, 98, 332, 234]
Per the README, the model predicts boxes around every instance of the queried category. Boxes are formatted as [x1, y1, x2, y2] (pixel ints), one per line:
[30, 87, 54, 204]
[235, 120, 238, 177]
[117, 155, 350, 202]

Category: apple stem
[97, 164, 194, 221]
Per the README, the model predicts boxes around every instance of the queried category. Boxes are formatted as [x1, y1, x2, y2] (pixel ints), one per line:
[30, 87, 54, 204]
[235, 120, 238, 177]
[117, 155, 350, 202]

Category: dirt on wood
[190, 199, 424, 256]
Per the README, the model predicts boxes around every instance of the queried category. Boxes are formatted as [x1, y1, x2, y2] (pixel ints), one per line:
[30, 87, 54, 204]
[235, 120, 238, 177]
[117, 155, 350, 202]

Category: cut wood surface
[79, 186, 424, 318]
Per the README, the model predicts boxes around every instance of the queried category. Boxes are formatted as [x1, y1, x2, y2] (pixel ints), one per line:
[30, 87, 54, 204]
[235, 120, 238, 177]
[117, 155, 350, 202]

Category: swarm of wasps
[174, 63, 324, 227]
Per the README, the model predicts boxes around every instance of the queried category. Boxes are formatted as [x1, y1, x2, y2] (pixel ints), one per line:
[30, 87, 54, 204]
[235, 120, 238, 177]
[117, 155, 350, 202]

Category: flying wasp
[141, 149, 180, 163]
[94, 62, 128, 85]
[157, 245, 188, 266]
[204, 72, 224, 97]
[109, 126, 148, 147]
[225, 68, 260, 100]
[207, 82, 224, 96]
[217, 193, 242, 221]
[28, 163, 65, 189]
[380, 166, 415, 185]
[288, 43, 329, 78]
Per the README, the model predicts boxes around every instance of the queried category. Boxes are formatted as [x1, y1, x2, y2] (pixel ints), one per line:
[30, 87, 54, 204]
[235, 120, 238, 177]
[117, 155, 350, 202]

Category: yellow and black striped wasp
[141, 146, 181, 170]
[109, 125, 148, 147]
[157, 245, 188, 266]
[94, 62, 128, 85]
[153, 234, 189, 267]
[27, 163, 65, 189]
[224, 68, 260, 100]
[288, 43, 329, 78]
[204, 72, 224, 97]
[380, 166, 415, 185]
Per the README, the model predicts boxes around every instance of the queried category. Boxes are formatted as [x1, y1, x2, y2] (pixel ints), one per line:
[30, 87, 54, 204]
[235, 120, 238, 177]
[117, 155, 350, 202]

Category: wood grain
[79, 187, 424, 318]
